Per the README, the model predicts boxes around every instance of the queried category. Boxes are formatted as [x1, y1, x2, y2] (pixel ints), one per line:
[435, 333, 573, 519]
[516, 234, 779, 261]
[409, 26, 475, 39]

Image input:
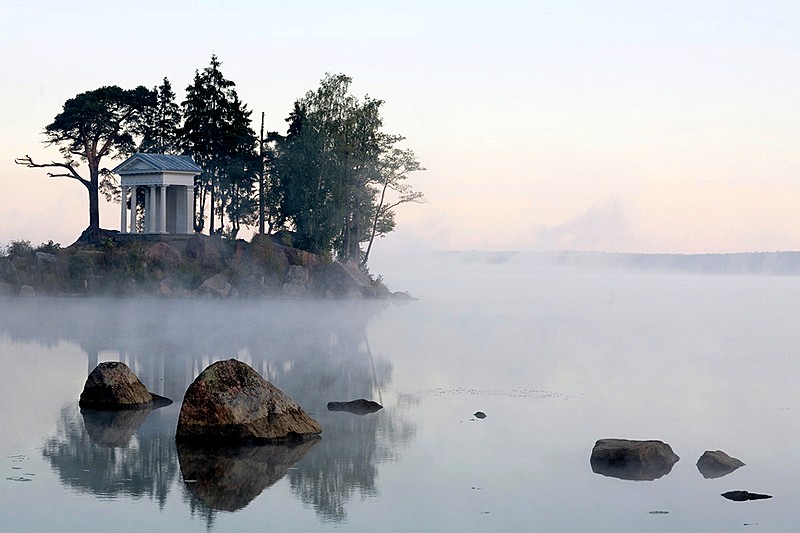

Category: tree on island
[182, 55, 258, 237]
[140, 77, 182, 155]
[15, 60, 423, 265]
[15, 85, 155, 242]
[270, 73, 424, 264]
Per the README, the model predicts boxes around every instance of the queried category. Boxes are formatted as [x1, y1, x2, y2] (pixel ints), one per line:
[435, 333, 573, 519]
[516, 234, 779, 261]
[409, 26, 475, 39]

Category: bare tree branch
[14, 155, 90, 188]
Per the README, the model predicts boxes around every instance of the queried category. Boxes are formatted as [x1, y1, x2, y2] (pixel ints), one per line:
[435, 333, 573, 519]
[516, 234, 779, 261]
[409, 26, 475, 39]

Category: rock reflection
[177, 439, 319, 511]
[590, 459, 678, 481]
[12, 299, 417, 522]
[81, 407, 153, 447]
[42, 403, 179, 507]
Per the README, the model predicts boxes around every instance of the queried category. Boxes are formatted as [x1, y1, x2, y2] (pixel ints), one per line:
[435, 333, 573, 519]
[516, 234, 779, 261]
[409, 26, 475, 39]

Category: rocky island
[0, 232, 406, 300]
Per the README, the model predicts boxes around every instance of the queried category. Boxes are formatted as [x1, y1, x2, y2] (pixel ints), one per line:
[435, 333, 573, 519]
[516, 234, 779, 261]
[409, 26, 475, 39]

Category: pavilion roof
[112, 153, 202, 175]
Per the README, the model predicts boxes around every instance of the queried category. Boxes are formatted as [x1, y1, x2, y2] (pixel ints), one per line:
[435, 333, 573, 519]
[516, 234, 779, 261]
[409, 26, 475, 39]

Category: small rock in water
[473, 411, 487, 419]
[327, 399, 383, 415]
[649, 510, 669, 515]
[721, 490, 772, 502]
[697, 450, 745, 479]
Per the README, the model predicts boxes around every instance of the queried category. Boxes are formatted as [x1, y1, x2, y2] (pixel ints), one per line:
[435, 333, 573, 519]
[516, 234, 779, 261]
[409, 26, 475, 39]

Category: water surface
[2, 253, 798, 531]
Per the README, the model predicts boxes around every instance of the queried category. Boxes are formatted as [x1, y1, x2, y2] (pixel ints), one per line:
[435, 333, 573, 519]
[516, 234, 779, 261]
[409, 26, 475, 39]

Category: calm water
[2, 252, 799, 532]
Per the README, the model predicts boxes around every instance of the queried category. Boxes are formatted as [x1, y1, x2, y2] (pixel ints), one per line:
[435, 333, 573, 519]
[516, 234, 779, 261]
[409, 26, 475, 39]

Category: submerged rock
[327, 399, 383, 415]
[590, 438, 680, 481]
[721, 490, 772, 502]
[176, 359, 321, 443]
[79, 361, 171, 410]
[697, 450, 745, 479]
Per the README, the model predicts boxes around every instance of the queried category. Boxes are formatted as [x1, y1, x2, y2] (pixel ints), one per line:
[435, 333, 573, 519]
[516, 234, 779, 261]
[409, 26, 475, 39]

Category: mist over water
[2, 252, 799, 531]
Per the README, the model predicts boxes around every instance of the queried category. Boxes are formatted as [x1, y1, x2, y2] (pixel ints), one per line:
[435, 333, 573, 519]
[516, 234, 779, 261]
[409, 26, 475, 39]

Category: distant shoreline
[433, 249, 800, 276]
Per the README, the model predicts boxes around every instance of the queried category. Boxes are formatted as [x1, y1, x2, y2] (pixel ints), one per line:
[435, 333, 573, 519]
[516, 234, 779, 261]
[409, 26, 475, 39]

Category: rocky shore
[0, 233, 407, 300]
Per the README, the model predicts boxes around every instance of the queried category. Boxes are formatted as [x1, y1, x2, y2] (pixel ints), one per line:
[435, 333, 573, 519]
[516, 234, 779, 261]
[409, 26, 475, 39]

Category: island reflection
[9, 298, 417, 523]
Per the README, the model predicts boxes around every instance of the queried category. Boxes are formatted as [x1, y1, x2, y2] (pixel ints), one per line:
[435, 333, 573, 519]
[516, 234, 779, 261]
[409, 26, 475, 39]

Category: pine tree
[140, 77, 182, 154]
[181, 55, 256, 235]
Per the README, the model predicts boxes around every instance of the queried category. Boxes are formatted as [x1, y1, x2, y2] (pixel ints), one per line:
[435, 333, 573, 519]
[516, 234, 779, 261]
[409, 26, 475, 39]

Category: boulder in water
[79, 361, 171, 410]
[176, 359, 321, 443]
[590, 438, 679, 481]
[697, 450, 745, 479]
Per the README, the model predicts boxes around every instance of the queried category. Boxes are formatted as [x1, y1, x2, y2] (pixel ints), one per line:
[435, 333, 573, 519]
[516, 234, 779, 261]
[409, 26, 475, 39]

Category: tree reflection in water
[18, 298, 418, 523]
[42, 403, 178, 508]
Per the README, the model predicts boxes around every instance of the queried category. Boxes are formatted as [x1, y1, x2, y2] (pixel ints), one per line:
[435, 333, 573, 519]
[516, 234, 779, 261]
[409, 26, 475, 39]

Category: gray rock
[199, 273, 232, 298]
[590, 438, 680, 481]
[35, 251, 58, 264]
[79, 361, 172, 409]
[144, 242, 182, 268]
[282, 280, 306, 297]
[327, 399, 383, 415]
[318, 260, 374, 298]
[721, 490, 772, 501]
[19, 285, 36, 297]
[176, 359, 322, 443]
[286, 264, 309, 283]
[697, 450, 745, 479]
[185, 234, 223, 268]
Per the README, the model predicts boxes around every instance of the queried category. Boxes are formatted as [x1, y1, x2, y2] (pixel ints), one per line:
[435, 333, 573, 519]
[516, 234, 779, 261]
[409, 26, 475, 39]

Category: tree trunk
[210, 173, 216, 235]
[363, 180, 390, 267]
[87, 163, 101, 242]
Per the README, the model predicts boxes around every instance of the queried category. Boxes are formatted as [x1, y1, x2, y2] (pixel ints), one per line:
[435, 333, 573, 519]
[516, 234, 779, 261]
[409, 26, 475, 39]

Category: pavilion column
[129, 186, 137, 233]
[159, 186, 167, 233]
[144, 186, 151, 233]
[120, 186, 128, 233]
[185, 186, 194, 234]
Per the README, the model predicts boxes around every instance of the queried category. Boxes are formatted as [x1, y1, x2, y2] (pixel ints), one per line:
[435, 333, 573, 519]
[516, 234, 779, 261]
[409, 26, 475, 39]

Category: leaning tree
[16, 85, 154, 242]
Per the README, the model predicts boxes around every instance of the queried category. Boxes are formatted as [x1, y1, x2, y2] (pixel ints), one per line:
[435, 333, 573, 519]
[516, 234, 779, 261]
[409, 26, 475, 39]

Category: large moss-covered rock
[176, 359, 321, 443]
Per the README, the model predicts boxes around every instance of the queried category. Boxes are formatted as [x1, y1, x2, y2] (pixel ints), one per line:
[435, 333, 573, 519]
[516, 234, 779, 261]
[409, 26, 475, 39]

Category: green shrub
[35, 240, 61, 255]
[8, 240, 33, 258]
[66, 254, 95, 292]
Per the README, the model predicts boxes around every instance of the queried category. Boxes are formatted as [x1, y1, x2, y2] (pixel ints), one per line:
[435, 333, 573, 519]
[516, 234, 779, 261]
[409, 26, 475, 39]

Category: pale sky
[2, 0, 798, 254]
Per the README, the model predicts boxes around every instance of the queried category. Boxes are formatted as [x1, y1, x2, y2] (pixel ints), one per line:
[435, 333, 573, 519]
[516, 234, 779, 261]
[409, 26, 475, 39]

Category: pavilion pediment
[113, 157, 160, 175]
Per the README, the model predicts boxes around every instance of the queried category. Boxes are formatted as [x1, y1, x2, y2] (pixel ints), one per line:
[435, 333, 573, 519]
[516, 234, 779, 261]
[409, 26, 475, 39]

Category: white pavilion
[112, 153, 201, 235]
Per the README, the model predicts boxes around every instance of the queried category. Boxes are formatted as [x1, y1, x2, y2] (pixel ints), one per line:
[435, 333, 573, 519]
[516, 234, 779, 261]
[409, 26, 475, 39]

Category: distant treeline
[438, 250, 800, 276]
